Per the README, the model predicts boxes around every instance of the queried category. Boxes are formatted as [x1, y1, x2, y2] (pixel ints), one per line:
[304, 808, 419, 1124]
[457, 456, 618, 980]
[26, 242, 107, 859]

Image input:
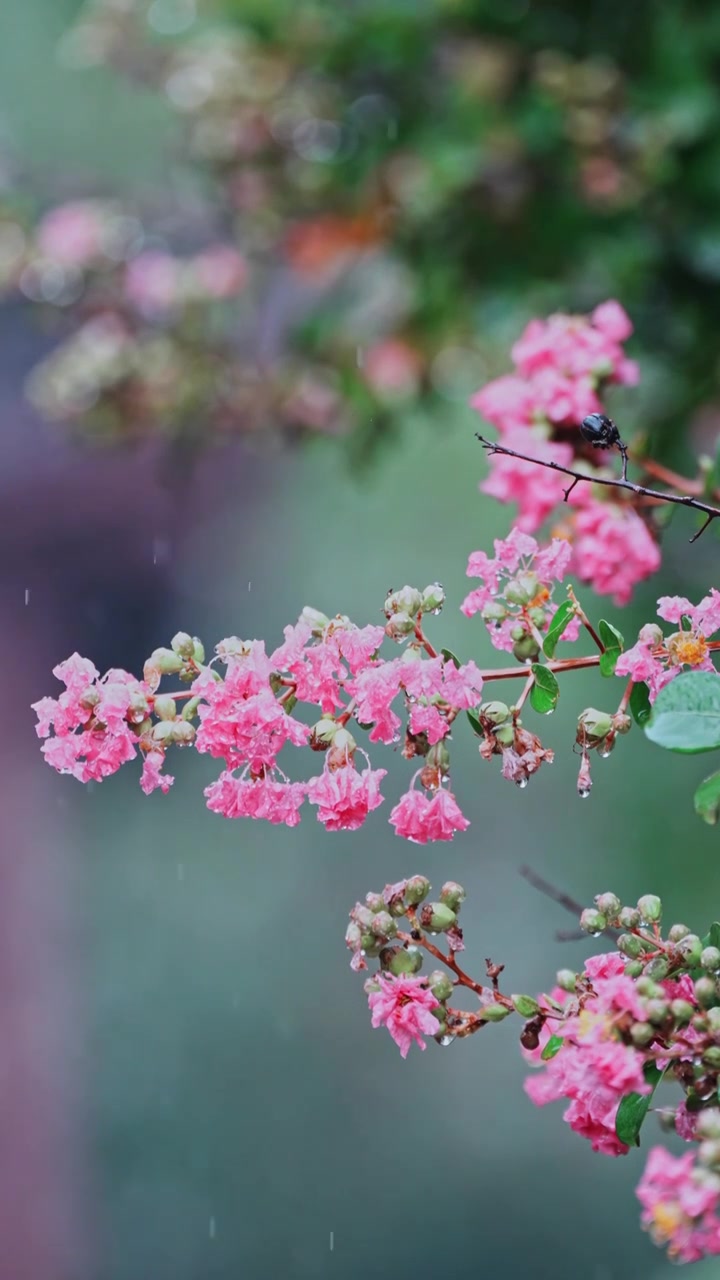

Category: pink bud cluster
[471, 301, 661, 603]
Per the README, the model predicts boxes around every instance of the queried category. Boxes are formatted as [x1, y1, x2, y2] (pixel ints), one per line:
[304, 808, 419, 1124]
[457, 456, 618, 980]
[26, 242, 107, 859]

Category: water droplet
[209, 1216, 216, 1240]
[437, 1034, 455, 1047]
[589, 929, 603, 938]
[578, 786, 591, 799]
[24, 588, 30, 605]
[599, 747, 612, 759]
[516, 777, 528, 789]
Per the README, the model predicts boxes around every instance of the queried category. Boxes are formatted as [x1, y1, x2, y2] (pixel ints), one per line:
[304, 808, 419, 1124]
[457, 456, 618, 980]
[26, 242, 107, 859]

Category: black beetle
[580, 412, 622, 449]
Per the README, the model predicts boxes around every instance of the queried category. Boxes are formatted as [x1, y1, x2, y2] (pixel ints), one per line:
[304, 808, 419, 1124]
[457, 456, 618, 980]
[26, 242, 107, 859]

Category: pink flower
[389, 786, 470, 842]
[348, 660, 403, 743]
[571, 500, 661, 604]
[470, 374, 535, 433]
[36, 202, 107, 265]
[674, 1103, 699, 1143]
[32, 652, 144, 785]
[408, 703, 448, 743]
[196, 683, 309, 771]
[481, 431, 578, 532]
[362, 338, 422, 399]
[306, 764, 386, 831]
[367, 974, 440, 1057]
[637, 1146, 720, 1263]
[124, 252, 181, 316]
[190, 245, 247, 298]
[204, 772, 307, 825]
[140, 750, 174, 795]
[658, 590, 720, 637]
[592, 300, 633, 343]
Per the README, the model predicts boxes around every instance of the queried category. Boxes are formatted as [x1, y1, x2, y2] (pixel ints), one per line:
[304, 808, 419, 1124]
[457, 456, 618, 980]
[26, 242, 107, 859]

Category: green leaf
[541, 1035, 564, 1061]
[645, 671, 720, 753]
[615, 1063, 665, 1148]
[701, 922, 720, 950]
[599, 619, 624, 677]
[542, 600, 576, 659]
[530, 664, 560, 714]
[441, 647, 461, 670]
[695, 772, 720, 825]
[466, 709, 483, 737]
[629, 681, 652, 726]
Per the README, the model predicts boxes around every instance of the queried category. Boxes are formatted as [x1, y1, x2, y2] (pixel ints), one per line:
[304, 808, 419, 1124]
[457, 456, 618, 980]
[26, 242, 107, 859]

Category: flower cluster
[471, 303, 662, 603]
[617, 591, 720, 700]
[348, 880, 720, 1263]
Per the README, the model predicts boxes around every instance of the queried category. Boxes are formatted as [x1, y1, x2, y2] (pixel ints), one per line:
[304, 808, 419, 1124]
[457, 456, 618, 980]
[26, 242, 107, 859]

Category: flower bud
[636, 977, 664, 998]
[645, 998, 669, 1025]
[556, 969, 577, 992]
[426, 742, 451, 774]
[363, 978, 381, 994]
[702, 1047, 720, 1070]
[154, 695, 177, 721]
[370, 911, 397, 940]
[429, 970, 454, 1002]
[624, 961, 644, 978]
[365, 892, 385, 913]
[512, 994, 541, 1018]
[579, 908, 607, 935]
[181, 696, 202, 722]
[300, 607, 329, 635]
[643, 956, 669, 981]
[694, 976, 719, 1009]
[639, 623, 663, 647]
[172, 720, 195, 745]
[706, 1007, 720, 1033]
[618, 907, 641, 930]
[345, 921, 362, 950]
[352, 905, 376, 930]
[630, 1022, 655, 1046]
[480, 701, 511, 726]
[385, 612, 416, 639]
[611, 712, 632, 736]
[702, 947, 720, 972]
[478, 1003, 512, 1023]
[384, 586, 422, 617]
[697, 1109, 720, 1140]
[439, 881, 466, 912]
[481, 600, 508, 622]
[637, 894, 662, 923]
[421, 583, 445, 613]
[671, 1000, 695, 1025]
[192, 637, 205, 664]
[579, 709, 614, 741]
[151, 721, 175, 745]
[171, 631, 195, 659]
[494, 723, 516, 747]
[504, 573, 538, 606]
[617, 933, 644, 959]
[331, 727, 356, 757]
[386, 947, 423, 977]
[420, 902, 457, 934]
[310, 717, 338, 748]
[512, 633, 540, 662]
[145, 647, 183, 678]
[677, 934, 703, 967]
[699, 1140, 720, 1172]
[528, 607, 547, 627]
[668, 923, 692, 942]
[405, 875, 431, 906]
[80, 685, 100, 710]
[594, 892, 621, 919]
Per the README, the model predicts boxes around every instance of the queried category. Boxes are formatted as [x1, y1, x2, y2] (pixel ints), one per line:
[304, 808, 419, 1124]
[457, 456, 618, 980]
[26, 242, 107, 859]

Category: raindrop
[329, 1231, 334, 1252]
[516, 777, 528, 789]
[24, 588, 30, 605]
[578, 785, 592, 799]
[589, 929, 603, 937]
[152, 536, 171, 565]
[248, 581, 252, 591]
[598, 747, 612, 758]
[209, 1217, 216, 1240]
[438, 1034, 455, 1047]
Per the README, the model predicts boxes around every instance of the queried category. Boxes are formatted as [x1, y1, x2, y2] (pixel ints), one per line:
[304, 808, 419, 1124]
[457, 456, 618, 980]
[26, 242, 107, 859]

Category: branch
[518, 866, 619, 943]
[475, 434, 720, 542]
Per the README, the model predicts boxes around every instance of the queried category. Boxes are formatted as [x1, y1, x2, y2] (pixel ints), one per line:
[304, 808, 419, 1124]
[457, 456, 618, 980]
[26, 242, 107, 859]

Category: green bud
[192, 637, 205, 665]
[512, 633, 540, 662]
[481, 601, 508, 623]
[579, 709, 614, 741]
[151, 721, 175, 745]
[181, 696, 202, 722]
[645, 998, 669, 1025]
[153, 695, 177, 721]
[494, 723, 516, 747]
[697, 1110, 720, 1140]
[353, 905, 375, 930]
[504, 572, 538, 606]
[479, 701, 511, 726]
[528, 607, 547, 627]
[363, 978, 381, 995]
[637, 894, 662, 923]
[345, 922, 362, 950]
[702, 947, 720, 972]
[365, 893, 385, 913]
[478, 1003, 512, 1023]
[387, 947, 423, 977]
[594, 892, 621, 919]
[405, 876, 431, 906]
[171, 631, 195, 659]
[420, 902, 457, 933]
[556, 969, 577, 992]
[311, 717, 338, 747]
[332, 727, 357, 756]
[300, 607, 329, 635]
[699, 1139, 720, 1170]
[512, 994, 541, 1018]
[421, 583, 445, 613]
[439, 881, 466, 912]
[145, 647, 183, 678]
[617, 933, 643, 959]
[630, 1022, 655, 1046]
[429, 970, 454, 1002]
[624, 961, 644, 978]
[706, 1007, 720, 1032]
[579, 908, 607, 935]
[618, 907, 641, 930]
[695, 976, 719, 1009]
[703, 1047, 720, 1070]
[385, 586, 422, 617]
[636, 977, 664, 999]
[510, 625, 526, 642]
[671, 1000, 695, 1025]
[643, 956, 669, 981]
[668, 923, 692, 943]
[385, 611, 415, 639]
[171, 720, 195, 746]
[427, 741, 451, 773]
[678, 934, 703, 967]
[370, 911, 397, 940]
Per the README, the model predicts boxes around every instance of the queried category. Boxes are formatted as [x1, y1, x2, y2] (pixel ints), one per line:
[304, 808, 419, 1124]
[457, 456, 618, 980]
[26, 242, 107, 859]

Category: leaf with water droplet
[530, 664, 559, 714]
[599, 619, 624, 677]
[542, 600, 576, 659]
[629, 680, 652, 726]
[645, 671, 720, 753]
[615, 1062, 666, 1147]
[541, 1035, 564, 1061]
[695, 772, 720, 825]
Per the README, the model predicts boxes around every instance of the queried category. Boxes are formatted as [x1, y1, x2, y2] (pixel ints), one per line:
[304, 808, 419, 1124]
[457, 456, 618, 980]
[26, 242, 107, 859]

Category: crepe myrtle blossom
[616, 590, 720, 699]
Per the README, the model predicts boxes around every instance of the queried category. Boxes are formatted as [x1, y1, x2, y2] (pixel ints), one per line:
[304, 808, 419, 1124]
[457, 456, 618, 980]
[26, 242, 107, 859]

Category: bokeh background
[3, 2, 720, 1278]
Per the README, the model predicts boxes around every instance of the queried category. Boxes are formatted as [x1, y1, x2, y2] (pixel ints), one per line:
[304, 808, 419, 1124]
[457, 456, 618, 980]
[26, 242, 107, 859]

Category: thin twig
[519, 865, 619, 943]
[476, 434, 720, 541]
